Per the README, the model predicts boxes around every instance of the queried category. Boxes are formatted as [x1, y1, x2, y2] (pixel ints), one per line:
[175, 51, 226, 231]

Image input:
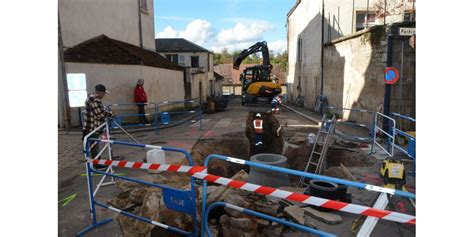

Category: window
[178, 55, 185, 66]
[355, 11, 376, 31]
[297, 38, 303, 62]
[140, 0, 148, 13]
[165, 54, 178, 64]
[191, 56, 199, 68]
[66, 73, 88, 108]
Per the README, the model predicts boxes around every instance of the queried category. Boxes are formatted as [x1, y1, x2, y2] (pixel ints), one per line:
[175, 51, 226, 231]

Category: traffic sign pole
[383, 32, 394, 137]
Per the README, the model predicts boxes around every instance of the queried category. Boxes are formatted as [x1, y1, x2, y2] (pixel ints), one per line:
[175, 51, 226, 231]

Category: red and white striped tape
[88, 159, 415, 224]
[192, 172, 415, 225]
[89, 159, 207, 174]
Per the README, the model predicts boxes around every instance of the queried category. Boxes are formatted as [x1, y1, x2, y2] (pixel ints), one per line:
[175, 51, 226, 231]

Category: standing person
[82, 84, 112, 170]
[253, 113, 264, 152]
[134, 79, 149, 124]
[271, 95, 282, 114]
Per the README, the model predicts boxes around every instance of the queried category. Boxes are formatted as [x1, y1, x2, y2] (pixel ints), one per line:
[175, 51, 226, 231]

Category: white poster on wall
[67, 73, 87, 107]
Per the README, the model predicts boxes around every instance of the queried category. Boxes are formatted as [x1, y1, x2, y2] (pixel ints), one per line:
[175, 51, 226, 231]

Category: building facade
[287, 0, 416, 120]
[156, 38, 218, 101]
[59, 0, 185, 127]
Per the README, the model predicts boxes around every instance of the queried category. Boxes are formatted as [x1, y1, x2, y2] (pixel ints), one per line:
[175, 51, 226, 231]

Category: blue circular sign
[384, 67, 399, 84]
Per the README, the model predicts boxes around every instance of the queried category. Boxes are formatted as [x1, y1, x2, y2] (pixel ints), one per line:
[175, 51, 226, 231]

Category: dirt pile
[190, 132, 250, 178]
[326, 149, 375, 167]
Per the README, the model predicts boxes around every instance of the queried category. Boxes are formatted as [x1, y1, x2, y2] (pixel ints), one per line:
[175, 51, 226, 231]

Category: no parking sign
[385, 67, 399, 85]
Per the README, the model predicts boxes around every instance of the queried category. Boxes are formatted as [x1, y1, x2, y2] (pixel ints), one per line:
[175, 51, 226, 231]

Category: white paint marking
[226, 157, 246, 164]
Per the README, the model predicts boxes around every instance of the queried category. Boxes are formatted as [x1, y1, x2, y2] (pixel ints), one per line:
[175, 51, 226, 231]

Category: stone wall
[323, 24, 415, 130]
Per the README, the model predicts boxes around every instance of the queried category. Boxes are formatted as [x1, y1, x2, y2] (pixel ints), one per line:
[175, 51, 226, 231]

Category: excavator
[233, 41, 282, 106]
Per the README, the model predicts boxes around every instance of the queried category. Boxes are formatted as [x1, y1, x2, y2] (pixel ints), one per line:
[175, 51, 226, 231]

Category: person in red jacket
[134, 79, 149, 124]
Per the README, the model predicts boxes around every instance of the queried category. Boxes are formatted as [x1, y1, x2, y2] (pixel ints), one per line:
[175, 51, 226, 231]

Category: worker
[253, 113, 264, 151]
[134, 79, 149, 124]
[271, 95, 282, 114]
[82, 84, 112, 170]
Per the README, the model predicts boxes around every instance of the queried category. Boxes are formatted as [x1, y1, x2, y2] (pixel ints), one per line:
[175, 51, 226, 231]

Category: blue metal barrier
[200, 154, 416, 236]
[203, 202, 336, 237]
[325, 106, 376, 143]
[106, 102, 159, 132]
[391, 112, 416, 175]
[156, 99, 203, 133]
[77, 130, 198, 236]
[371, 112, 396, 157]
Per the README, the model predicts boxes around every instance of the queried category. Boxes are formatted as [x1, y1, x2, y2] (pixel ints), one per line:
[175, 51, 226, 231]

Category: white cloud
[155, 19, 213, 45]
[156, 26, 179, 38]
[210, 41, 256, 54]
[268, 40, 287, 54]
[216, 20, 274, 46]
[178, 19, 212, 45]
[156, 18, 278, 53]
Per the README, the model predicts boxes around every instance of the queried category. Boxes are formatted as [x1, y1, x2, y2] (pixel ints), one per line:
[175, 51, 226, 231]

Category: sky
[153, 0, 295, 54]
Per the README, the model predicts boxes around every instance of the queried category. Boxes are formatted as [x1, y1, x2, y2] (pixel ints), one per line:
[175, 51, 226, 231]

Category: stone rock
[229, 217, 255, 232]
[129, 188, 148, 205]
[134, 191, 163, 234]
[263, 227, 283, 237]
[208, 170, 248, 204]
[303, 207, 342, 225]
[283, 206, 305, 225]
[256, 219, 271, 229]
[224, 190, 251, 217]
[116, 179, 145, 193]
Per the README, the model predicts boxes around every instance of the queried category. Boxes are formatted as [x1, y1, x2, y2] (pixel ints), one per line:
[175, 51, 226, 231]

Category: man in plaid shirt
[82, 84, 112, 169]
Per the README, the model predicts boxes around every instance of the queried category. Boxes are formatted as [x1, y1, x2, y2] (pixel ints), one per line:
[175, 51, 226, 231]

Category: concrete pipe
[247, 153, 291, 188]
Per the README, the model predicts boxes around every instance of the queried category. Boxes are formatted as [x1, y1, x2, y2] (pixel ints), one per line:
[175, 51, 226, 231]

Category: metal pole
[137, 0, 143, 49]
[399, 41, 405, 116]
[366, 0, 369, 29]
[384, 0, 387, 25]
[320, 0, 325, 96]
[383, 30, 394, 132]
[352, 0, 355, 34]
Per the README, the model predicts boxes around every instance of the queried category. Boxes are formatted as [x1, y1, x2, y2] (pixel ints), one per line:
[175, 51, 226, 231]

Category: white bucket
[307, 133, 316, 145]
[146, 149, 166, 174]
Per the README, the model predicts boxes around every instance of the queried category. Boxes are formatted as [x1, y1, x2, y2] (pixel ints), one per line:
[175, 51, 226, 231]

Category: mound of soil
[190, 132, 250, 178]
[323, 167, 352, 180]
[326, 149, 375, 167]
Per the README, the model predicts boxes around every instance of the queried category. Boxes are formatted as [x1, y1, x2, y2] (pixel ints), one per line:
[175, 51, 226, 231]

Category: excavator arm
[233, 41, 271, 70]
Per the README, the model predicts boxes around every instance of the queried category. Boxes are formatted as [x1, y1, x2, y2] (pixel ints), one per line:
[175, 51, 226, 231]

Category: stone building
[286, 0, 416, 128]
[155, 38, 218, 100]
[59, 0, 185, 127]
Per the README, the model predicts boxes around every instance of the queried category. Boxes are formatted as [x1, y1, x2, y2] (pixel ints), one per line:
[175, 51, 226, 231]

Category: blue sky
[153, 0, 295, 54]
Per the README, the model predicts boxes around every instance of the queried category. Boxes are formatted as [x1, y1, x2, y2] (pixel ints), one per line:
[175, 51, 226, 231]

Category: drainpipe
[58, 12, 71, 128]
[137, 0, 143, 49]
[320, 0, 325, 96]
[383, 28, 394, 131]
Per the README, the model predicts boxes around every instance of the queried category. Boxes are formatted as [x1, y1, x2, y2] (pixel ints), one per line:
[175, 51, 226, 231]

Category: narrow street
[59, 97, 415, 236]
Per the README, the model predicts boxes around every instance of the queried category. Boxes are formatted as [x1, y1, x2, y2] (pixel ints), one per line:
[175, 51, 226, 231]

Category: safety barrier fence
[77, 133, 199, 236]
[371, 112, 396, 157]
[200, 154, 415, 236]
[391, 113, 416, 159]
[156, 99, 202, 133]
[77, 124, 415, 236]
[325, 106, 375, 143]
[391, 112, 416, 175]
[106, 102, 159, 132]
[85, 153, 416, 236]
